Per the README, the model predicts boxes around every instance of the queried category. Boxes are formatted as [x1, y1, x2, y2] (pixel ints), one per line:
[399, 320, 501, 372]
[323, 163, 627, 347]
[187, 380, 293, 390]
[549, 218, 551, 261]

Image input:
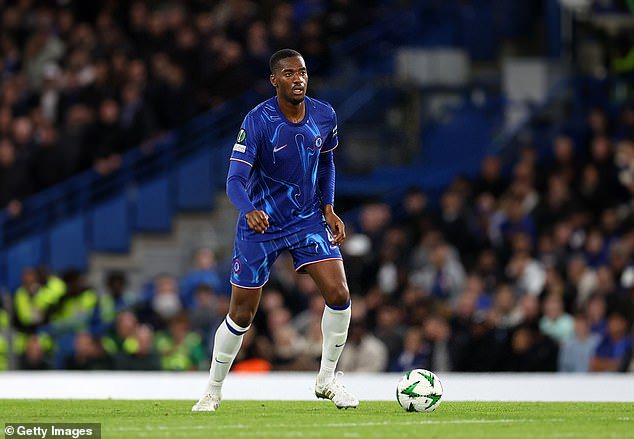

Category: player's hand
[324, 208, 346, 245]
[246, 210, 269, 234]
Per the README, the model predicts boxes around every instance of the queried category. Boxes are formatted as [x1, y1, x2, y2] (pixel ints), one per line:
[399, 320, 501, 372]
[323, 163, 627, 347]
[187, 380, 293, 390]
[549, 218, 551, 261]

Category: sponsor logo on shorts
[325, 225, 335, 243]
[233, 259, 242, 274]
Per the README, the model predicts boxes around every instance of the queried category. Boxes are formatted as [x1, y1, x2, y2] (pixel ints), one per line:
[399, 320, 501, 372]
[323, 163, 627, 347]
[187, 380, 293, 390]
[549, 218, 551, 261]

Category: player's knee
[324, 282, 350, 308]
[229, 307, 255, 328]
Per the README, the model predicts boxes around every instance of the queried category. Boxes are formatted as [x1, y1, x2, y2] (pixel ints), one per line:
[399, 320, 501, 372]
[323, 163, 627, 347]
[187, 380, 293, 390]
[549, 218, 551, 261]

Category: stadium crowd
[0, 0, 633, 374]
[1, 102, 633, 373]
[0, 0, 376, 212]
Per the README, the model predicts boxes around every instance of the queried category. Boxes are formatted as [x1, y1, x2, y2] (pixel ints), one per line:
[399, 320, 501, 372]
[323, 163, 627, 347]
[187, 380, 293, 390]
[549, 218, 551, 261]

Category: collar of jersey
[273, 95, 309, 127]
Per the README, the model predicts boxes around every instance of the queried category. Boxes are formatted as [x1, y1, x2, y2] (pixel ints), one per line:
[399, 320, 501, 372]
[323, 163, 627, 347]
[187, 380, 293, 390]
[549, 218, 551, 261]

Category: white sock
[316, 300, 351, 388]
[204, 315, 250, 395]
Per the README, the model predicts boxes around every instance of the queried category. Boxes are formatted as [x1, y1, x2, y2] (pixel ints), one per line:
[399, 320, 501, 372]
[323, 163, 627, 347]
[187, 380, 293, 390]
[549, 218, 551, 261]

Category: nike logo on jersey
[273, 144, 287, 153]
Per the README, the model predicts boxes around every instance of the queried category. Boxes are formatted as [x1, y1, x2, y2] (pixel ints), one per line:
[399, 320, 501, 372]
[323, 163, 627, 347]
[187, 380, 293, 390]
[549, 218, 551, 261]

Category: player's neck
[276, 96, 305, 124]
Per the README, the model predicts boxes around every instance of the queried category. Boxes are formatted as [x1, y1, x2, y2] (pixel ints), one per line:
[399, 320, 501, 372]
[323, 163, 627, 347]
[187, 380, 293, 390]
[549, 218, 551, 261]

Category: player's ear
[270, 74, 277, 88]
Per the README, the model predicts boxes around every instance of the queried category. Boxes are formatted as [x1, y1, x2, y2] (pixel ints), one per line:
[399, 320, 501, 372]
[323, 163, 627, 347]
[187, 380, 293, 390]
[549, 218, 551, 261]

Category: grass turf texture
[1, 400, 633, 438]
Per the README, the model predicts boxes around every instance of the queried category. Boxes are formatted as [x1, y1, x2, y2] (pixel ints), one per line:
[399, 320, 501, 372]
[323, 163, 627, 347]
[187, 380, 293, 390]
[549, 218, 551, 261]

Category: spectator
[156, 313, 206, 371]
[547, 135, 580, 186]
[136, 273, 183, 330]
[19, 335, 51, 370]
[13, 267, 66, 332]
[373, 304, 406, 368]
[45, 270, 97, 337]
[435, 190, 474, 256]
[455, 311, 504, 372]
[473, 155, 507, 198]
[539, 294, 574, 344]
[30, 124, 67, 191]
[338, 319, 388, 372]
[586, 294, 608, 336]
[102, 311, 139, 360]
[503, 324, 559, 372]
[410, 242, 466, 301]
[113, 324, 161, 371]
[180, 248, 222, 309]
[590, 312, 632, 372]
[505, 250, 546, 296]
[189, 284, 223, 350]
[392, 327, 430, 372]
[65, 332, 111, 370]
[0, 138, 32, 210]
[91, 270, 140, 337]
[423, 315, 453, 372]
[489, 284, 521, 329]
[559, 313, 600, 372]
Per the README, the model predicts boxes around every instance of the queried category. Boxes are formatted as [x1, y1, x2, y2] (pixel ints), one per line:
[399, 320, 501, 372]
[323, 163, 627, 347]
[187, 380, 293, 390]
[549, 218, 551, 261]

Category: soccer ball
[396, 369, 443, 412]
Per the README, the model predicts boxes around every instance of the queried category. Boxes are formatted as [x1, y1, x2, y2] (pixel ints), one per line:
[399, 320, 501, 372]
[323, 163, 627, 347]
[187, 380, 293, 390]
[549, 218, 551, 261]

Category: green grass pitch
[1, 400, 633, 438]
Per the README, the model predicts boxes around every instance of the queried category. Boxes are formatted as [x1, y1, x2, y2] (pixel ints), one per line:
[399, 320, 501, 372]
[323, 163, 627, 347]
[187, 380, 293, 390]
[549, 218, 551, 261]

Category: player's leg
[303, 259, 351, 386]
[193, 238, 276, 412]
[291, 226, 358, 408]
[192, 285, 262, 412]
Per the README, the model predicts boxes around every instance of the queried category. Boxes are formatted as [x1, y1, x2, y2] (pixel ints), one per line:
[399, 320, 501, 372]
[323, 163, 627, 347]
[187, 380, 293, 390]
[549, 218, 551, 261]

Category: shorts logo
[233, 259, 242, 274]
[237, 128, 247, 143]
[233, 143, 246, 153]
[333, 125, 338, 136]
[325, 225, 335, 243]
[314, 135, 323, 150]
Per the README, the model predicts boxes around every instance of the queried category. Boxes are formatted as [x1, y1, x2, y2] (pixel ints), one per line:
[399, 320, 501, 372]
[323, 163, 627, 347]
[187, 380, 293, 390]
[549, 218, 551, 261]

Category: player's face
[271, 56, 308, 105]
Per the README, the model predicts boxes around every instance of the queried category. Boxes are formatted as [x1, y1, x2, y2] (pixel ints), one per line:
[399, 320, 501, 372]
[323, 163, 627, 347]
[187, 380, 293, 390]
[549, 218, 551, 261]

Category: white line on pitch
[109, 418, 566, 432]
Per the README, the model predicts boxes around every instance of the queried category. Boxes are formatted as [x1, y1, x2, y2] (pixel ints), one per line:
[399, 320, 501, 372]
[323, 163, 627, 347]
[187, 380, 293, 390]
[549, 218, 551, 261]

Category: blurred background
[0, 0, 632, 375]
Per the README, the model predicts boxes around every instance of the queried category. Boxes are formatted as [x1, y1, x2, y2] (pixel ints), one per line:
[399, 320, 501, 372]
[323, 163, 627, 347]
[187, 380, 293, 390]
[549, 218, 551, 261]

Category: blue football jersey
[229, 96, 338, 241]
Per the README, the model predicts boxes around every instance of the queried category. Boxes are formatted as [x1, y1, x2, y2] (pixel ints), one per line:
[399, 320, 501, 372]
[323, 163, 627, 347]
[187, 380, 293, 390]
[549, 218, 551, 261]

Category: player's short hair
[269, 49, 303, 73]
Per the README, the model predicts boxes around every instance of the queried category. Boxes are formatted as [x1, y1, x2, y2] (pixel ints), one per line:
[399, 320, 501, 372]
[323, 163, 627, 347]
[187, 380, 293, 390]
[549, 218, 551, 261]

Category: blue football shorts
[230, 221, 343, 289]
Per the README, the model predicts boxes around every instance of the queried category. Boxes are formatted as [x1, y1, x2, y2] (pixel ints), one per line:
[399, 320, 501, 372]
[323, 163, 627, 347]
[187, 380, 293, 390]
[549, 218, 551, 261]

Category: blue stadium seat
[48, 215, 88, 272]
[90, 196, 130, 253]
[175, 150, 214, 210]
[5, 234, 45, 292]
[422, 105, 491, 171]
[212, 145, 231, 190]
[134, 176, 172, 232]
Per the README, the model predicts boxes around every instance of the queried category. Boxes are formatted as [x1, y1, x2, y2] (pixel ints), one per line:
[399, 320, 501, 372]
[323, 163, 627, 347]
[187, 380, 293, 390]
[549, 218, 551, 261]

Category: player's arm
[226, 162, 269, 234]
[227, 116, 269, 234]
[319, 108, 345, 245]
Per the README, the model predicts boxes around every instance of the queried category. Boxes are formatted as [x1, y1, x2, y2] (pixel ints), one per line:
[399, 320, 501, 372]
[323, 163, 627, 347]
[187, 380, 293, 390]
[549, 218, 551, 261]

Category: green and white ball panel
[396, 369, 443, 412]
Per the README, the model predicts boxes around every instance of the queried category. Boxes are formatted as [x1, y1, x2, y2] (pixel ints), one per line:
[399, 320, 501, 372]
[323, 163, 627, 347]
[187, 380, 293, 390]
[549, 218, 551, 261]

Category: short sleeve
[230, 112, 259, 167]
[321, 106, 338, 154]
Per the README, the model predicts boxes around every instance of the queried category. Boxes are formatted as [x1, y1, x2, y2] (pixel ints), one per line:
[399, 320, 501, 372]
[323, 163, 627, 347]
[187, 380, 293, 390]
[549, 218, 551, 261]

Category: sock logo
[335, 343, 345, 348]
[215, 357, 229, 364]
